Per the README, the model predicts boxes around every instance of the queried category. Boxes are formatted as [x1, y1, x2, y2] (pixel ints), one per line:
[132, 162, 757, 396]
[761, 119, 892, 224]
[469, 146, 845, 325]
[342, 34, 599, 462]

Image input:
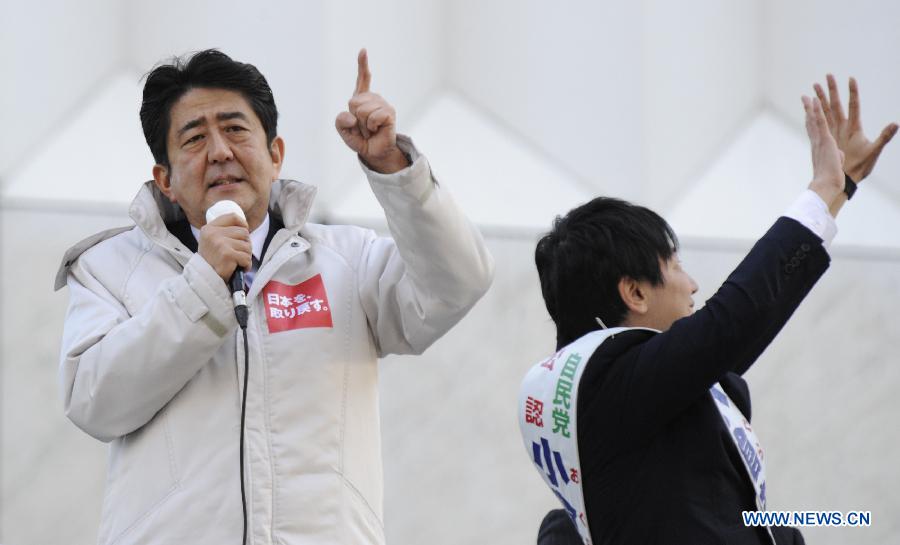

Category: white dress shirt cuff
[784, 189, 837, 250]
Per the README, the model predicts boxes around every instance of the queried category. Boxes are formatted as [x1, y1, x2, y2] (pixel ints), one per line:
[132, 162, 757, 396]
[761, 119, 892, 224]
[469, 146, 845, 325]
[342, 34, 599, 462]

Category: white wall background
[2, 1, 900, 544]
[0, 0, 124, 179]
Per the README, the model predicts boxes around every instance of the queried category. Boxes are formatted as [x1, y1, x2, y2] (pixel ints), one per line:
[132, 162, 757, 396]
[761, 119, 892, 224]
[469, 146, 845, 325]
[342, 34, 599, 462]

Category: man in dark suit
[523, 76, 897, 545]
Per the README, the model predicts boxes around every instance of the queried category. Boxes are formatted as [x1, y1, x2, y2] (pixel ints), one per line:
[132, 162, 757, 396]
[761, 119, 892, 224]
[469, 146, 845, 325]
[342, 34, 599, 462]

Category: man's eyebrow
[217, 111, 249, 122]
[177, 117, 205, 137]
[176, 112, 249, 138]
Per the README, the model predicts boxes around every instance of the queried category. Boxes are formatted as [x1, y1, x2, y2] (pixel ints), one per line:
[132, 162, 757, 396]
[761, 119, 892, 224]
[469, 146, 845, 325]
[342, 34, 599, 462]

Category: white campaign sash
[518, 328, 644, 544]
[709, 383, 775, 544]
[519, 329, 775, 545]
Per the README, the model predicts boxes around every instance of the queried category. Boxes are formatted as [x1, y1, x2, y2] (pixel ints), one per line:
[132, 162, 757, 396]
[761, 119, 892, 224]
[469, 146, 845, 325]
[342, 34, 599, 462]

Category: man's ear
[269, 136, 285, 179]
[152, 164, 176, 202]
[618, 277, 649, 315]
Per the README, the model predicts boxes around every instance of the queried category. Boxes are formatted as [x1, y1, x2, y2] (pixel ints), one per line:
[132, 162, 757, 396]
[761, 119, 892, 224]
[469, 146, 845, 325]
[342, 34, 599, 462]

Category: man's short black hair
[535, 196, 679, 348]
[140, 49, 278, 169]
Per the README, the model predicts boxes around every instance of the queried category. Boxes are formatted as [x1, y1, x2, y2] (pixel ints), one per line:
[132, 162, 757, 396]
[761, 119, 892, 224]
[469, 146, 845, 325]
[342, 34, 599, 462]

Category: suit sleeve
[59, 251, 237, 442]
[614, 216, 829, 434]
[356, 135, 494, 356]
[727, 191, 835, 375]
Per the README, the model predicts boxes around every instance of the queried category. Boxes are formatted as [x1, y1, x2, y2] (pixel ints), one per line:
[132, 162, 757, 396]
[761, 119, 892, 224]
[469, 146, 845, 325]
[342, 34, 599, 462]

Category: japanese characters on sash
[518, 327, 637, 545]
[710, 383, 775, 545]
[518, 328, 774, 545]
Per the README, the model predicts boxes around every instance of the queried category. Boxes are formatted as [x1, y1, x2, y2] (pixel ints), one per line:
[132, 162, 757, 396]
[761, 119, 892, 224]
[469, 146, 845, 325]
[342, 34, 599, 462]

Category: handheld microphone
[205, 200, 249, 329]
[206, 200, 252, 545]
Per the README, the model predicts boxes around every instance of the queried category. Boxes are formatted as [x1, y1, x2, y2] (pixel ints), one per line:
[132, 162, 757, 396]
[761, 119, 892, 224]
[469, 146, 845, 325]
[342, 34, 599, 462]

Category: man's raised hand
[335, 49, 410, 174]
[813, 74, 898, 183]
[802, 95, 845, 214]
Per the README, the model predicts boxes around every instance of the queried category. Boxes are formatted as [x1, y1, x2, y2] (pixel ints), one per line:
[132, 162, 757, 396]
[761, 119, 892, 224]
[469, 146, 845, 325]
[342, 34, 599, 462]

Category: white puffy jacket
[57, 139, 494, 545]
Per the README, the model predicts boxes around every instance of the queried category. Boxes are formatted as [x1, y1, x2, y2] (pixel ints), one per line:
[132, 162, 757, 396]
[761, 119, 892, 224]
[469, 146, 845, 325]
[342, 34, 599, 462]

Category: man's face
[153, 88, 284, 230]
[641, 255, 699, 331]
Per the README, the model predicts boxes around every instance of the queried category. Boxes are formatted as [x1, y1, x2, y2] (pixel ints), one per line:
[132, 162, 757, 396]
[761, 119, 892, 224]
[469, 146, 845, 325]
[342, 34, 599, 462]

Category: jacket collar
[129, 179, 317, 246]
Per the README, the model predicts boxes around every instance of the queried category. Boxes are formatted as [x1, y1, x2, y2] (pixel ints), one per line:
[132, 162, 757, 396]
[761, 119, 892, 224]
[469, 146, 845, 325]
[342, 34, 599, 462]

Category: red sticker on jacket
[262, 275, 333, 332]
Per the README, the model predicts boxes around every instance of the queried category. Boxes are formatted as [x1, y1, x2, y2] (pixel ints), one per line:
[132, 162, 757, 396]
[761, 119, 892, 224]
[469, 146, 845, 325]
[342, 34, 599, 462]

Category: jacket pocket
[97, 411, 180, 545]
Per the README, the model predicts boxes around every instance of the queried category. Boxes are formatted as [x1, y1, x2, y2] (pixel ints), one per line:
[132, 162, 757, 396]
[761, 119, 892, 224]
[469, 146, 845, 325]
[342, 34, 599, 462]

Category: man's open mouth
[209, 177, 243, 188]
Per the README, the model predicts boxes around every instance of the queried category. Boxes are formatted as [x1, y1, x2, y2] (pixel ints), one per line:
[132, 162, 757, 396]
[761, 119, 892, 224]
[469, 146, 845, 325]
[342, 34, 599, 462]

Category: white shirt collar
[190, 213, 270, 262]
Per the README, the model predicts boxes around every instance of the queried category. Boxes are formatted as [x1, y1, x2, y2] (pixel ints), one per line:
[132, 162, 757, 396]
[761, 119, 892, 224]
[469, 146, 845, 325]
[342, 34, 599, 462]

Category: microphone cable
[239, 322, 249, 545]
[204, 200, 252, 544]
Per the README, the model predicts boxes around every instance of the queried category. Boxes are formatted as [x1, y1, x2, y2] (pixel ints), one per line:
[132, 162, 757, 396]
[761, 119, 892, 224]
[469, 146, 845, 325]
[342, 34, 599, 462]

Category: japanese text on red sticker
[263, 275, 333, 332]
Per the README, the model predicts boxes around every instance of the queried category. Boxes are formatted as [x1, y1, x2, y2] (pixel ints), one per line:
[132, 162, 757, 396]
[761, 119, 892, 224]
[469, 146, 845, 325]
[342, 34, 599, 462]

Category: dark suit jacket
[542, 217, 825, 545]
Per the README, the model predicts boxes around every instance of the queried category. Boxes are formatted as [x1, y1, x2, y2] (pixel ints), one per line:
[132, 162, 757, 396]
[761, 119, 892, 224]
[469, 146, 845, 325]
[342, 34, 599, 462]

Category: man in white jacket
[56, 48, 493, 545]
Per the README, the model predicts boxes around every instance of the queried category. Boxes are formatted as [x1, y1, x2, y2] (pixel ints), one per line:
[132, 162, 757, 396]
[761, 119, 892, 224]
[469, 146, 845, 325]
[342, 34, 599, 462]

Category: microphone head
[205, 200, 247, 224]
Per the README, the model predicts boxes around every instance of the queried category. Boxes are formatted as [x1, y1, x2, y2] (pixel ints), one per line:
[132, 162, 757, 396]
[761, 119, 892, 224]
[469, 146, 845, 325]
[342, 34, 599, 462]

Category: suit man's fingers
[811, 97, 835, 148]
[826, 73, 846, 121]
[874, 123, 899, 152]
[802, 96, 817, 139]
[848, 77, 861, 128]
[813, 83, 835, 127]
[816, 99, 831, 136]
[354, 48, 371, 96]
[813, 97, 831, 135]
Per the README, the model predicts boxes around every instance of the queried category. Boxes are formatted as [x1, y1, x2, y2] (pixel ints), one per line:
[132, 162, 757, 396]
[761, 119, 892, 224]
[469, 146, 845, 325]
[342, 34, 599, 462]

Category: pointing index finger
[354, 48, 371, 96]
